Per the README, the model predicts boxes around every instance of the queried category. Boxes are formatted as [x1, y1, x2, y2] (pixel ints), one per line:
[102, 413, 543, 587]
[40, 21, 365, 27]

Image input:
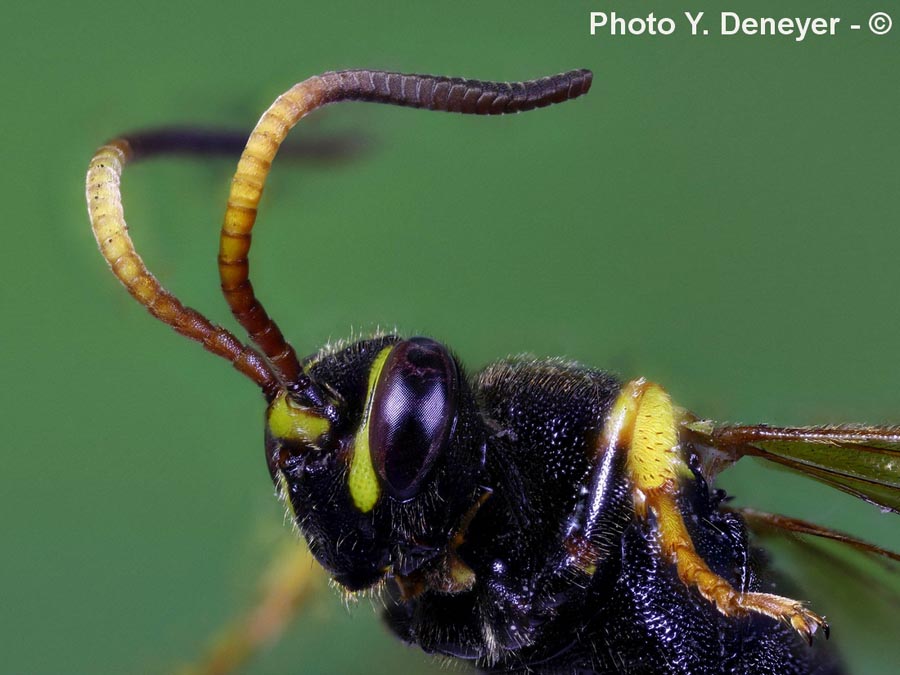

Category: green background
[3, 1, 898, 673]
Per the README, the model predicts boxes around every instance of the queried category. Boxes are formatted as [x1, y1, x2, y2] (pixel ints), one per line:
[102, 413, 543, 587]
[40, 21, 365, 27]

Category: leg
[617, 378, 828, 643]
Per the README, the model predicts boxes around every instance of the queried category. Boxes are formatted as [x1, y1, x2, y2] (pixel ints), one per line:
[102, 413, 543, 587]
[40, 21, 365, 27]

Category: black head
[265, 335, 487, 591]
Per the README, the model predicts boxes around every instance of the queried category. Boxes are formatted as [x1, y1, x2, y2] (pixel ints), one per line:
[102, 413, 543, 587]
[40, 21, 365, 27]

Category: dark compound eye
[369, 337, 458, 500]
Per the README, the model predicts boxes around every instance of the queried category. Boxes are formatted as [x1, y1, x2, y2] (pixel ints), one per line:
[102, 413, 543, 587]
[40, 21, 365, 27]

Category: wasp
[86, 68, 899, 674]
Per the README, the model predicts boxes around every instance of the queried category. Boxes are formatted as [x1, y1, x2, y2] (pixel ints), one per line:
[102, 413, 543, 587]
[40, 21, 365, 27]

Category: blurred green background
[3, 1, 898, 673]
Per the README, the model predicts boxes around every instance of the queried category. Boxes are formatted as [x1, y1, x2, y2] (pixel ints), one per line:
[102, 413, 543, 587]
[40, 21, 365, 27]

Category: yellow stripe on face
[268, 391, 331, 443]
[348, 346, 394, 512]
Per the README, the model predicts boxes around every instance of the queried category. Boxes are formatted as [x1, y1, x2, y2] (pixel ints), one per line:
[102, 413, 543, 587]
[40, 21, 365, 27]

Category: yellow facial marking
[268, 391, 331, 443]
[348, 346, 393, 512]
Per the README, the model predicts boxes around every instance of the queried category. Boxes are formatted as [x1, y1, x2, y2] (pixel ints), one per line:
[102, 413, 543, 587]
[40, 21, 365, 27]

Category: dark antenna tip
[318, 68, 595, 115]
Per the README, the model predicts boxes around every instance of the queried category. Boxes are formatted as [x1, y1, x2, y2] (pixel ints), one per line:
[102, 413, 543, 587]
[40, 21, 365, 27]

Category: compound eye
[370, 338, 458, 500]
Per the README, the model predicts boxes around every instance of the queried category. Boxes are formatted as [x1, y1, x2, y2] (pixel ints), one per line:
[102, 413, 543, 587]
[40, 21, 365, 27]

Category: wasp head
[265, 335, 487, 591]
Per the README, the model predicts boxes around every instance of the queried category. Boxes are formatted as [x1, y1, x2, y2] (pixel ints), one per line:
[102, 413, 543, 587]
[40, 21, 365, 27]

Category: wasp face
[265, 336, 487, 591]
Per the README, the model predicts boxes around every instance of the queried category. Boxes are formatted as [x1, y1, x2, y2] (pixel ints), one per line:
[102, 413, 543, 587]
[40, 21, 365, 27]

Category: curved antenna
[219, 68, 593, 393]
[86, 132, 280, 396]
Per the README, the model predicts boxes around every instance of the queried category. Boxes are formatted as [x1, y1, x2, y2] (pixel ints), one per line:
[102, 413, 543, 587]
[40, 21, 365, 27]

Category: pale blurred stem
[176, 543, 322, 675]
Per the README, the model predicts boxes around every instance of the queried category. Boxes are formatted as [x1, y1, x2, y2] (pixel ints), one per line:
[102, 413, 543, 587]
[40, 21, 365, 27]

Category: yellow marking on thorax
[348, 346, 393, 512]
[268, 391, 331, 443]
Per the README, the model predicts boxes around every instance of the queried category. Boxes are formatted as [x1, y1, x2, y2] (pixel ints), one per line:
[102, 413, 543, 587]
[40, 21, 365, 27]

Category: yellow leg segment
[618, 379, 828, 643]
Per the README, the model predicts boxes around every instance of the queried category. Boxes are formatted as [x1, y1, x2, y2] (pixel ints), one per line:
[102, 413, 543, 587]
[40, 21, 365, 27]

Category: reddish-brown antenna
[86, 69, 592, 401]
[219, 69, 593, 387]
[86, 136, 279, 395]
